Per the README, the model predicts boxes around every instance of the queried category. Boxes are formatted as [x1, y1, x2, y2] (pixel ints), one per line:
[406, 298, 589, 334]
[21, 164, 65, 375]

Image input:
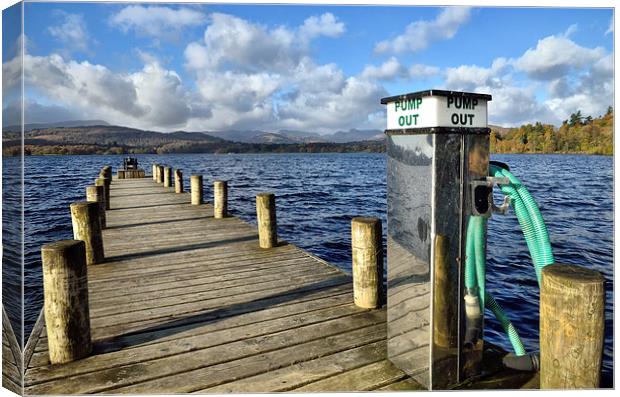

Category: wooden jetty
[23, 176, 425, 393]
[13, 171, 546, 394]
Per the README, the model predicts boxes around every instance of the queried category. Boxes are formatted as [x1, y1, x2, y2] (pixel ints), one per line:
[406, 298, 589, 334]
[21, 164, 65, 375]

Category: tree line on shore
[2, 108, 613, 156]
[490, 107, 613, 155]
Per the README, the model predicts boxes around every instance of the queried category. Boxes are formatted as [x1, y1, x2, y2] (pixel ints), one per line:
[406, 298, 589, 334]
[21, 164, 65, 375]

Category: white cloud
[110, 5, 206, 40]
[361, 57, 408, 80]
[605, 18, 613, 35]
[374, 7, 471, 54]
[3, 100, 81, 127]
[299, 13, 345, 40]
[19, 53, 207, 130]
[48, 11, 91, 54]
[514, 35, 606, 80]
[409, 64, 440, 78]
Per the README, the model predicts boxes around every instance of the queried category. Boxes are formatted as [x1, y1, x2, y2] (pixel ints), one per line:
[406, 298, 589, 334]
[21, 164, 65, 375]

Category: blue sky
[2, 1, 614, 132]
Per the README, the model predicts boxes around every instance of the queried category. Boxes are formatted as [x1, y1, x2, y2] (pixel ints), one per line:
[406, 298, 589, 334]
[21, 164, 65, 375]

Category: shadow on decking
[92, 276, 352, 355]
[104, 235, 258, 262]
[112, 202, 190, 210]
[113, 191, 178, 198]
[105, 215, 213, 230]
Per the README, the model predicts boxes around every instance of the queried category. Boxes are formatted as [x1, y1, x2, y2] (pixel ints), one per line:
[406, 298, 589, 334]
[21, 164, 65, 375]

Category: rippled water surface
[2, 152, 613, 386]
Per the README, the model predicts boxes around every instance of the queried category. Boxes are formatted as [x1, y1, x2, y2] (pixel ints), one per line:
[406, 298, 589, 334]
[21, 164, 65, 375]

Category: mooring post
[163, 167, 172, 188]
[214, 180, 228, 218]
[256, 193, 277, 248]
[175, 169, 184, 193]
[152, 164, 158, 181]
[41, 240, 92, 364]
[86, 185, 106, 229]
[102, 165, 112, 180]
[191, 175, 203, 205]
[351, 217, 384, 309]
[118, 170, 126, 179]
[70, 201, 104, 265]
[540, 263, 605, 389]
[94, 177, 110, 210]
[157, 165, 165, 184]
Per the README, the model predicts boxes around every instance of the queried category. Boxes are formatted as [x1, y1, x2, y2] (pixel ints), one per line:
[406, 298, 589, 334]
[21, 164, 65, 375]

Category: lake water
[2, 152, 613, 386]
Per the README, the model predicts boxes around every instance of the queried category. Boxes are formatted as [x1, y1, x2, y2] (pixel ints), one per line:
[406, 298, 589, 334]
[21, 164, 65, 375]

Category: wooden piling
[41, 240, 92, 364]
[152, 164, 158, 181]
[102, 166, 112, 180]
[214, 180, 228, 218]
[174, 169, 184, 193]
[118, 170, 126, 179]
[70, 201, 104, 265]
[540, 263, 605, 389]
[157, 165, 164, 184]
[95, 177, 110, 210]
[191, 175, 203, 205]
[256, 193, 277, 248]
[351, 217, 383, 309]
[86, 185, 106, 229]
[164, 167, 172, 188]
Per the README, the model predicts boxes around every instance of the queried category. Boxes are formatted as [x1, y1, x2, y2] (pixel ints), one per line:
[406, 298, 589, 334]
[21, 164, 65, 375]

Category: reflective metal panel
[387, 132, 489, 389]
[387, 134, 433, 387]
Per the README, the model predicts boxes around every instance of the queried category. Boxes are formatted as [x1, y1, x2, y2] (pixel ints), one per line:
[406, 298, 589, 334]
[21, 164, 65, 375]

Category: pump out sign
[381, 90, 491, 131]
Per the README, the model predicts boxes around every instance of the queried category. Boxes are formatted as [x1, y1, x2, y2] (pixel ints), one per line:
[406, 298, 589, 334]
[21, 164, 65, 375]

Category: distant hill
[2, 124, 384, 156]
[207, 128, 383, 144]
[3, 120, 110, 132]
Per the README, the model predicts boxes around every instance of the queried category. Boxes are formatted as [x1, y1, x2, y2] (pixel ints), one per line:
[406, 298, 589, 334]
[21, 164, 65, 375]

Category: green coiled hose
[463, 163, 555, 356]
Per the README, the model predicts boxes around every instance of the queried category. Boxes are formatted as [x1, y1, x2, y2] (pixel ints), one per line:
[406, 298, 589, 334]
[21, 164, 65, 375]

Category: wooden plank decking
[3, 307, 22, 394]
[23, 177, 423, 394]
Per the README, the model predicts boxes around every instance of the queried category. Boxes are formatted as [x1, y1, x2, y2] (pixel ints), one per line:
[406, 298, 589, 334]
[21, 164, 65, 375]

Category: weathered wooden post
[214, 180, 228, 218]
[86, 185, 106, 229]
[102, 165, 112, 180]
[70, 201, 104, 265]
[118, 170, 126, 179]
[191, 175, 203, 205]
[351, 217, 383, 309]
[163, 167, 172, 188]
[256, 193, 277, 248]
[157, 165, 164, 183]
[540, 264, 605, 389]
[94, 177, 110, 210]
[433, 234, 457, 348]
[41, 240, 91, 364]
[152, 164, 158, 181]
[175, 169, 184, 193]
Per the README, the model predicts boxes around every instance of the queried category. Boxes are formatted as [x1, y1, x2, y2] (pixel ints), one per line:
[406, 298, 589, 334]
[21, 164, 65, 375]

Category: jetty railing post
[118, 170, 126, 179]
[41, 240, 92, 364]
[214, 180, 228, 218]
[157, 165, 165, 184]
[163, 167, 172, 188]
[95, 177, 110, 210]
[540, 263, 605, 389]
[174, 169, 184, 193]
[70, 201, 105, 265]
[153, 164, 158, 181]
[191, 175, 203, 205]
[86, 185, 106, 229]
[351, 217, 384, 309]
[256, 193, 277, 248]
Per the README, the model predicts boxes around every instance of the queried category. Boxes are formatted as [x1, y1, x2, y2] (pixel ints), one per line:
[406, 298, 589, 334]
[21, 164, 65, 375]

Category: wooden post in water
[157, 165, 164, 183]
[433, 234, 457, 348]
[153, 164, 158, 181]
[70, 201, 104, 265]
[175, 169, 184, 193]
[163, 167, 172, 188]
[540, 263, 605, 389]
[41, 240, 91, 364]
[256, 193, 277, 248]
[95, 177, 110, 210]
[191, 175, 203, 205]
[214, 180, 228, 218]
[86, 185, 106, 229]
[351, 217, 383, 309]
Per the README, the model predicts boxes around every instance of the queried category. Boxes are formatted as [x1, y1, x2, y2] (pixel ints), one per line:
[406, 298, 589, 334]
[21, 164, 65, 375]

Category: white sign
[385, 94, 488, 130]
